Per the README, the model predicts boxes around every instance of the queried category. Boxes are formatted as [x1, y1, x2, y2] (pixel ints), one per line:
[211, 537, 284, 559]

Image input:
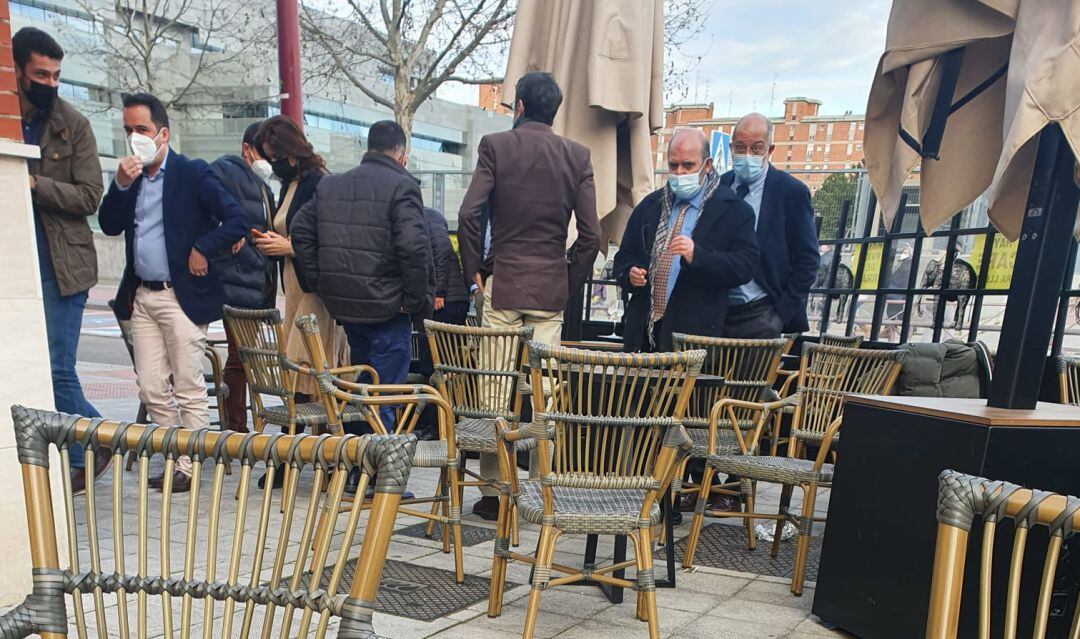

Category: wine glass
[603, 299, 625, 340]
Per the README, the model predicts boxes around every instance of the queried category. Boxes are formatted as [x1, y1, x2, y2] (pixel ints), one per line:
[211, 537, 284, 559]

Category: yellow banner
[969, 234, 1018, 290]
[852, 243, 885, 289]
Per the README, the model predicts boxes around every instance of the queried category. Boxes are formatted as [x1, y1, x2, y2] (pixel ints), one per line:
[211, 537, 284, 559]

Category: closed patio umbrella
[501, 0, 664, 248]
[865, 0, 1080, 241]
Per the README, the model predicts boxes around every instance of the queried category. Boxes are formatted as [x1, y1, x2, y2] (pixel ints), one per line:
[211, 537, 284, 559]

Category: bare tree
[71, 0, 273, 111]
[663, 0, 715, 103]
[301, 0, 515, 146]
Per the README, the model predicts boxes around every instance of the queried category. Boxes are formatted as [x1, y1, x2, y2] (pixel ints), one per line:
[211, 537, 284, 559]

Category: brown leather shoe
[708, 494, 742, 513]
[72, 447, 113, 495]
[677, 493, 699, 513]
[471, 496, 500, 521]
[149, 470, 192, 493]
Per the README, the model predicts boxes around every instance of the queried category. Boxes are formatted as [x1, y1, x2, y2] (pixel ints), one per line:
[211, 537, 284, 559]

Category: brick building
[478, 82, 513, 116]
[653, 97, 866, 193]
[0, 0, 19, 141]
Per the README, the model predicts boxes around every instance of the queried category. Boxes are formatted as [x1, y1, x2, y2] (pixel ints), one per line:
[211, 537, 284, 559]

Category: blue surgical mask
[669, 170, 703, 200]
[733, 154, 764, 182]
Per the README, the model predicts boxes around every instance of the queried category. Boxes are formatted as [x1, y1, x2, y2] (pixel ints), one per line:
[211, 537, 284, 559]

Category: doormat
[655, 523, 821, 580]
[396, 521, 497, 547]
[304, 558, 516, 622]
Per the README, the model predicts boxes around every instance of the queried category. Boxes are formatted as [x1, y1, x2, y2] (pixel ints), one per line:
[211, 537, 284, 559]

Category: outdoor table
[520, 360, 724, 603]
[812, 395, 1080, 638]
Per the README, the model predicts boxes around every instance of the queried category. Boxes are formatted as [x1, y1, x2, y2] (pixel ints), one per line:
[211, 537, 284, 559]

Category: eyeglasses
[732, 143, 768, 155]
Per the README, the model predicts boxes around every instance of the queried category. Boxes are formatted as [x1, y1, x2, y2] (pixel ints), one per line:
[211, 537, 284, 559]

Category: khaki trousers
[131, 287, 209, 475]
[477, 277, 562, 496]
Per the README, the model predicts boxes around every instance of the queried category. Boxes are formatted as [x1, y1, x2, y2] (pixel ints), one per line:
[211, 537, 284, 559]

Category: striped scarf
[646, 170, 722, 348]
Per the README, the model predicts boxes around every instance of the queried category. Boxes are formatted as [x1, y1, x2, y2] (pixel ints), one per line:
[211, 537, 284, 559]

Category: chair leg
[447, 464, 464, 583]
[522, 525, 558, 639]
[791, 482, 817, 596]
[487, 490, 514, 618]
[281, 423, 297, 514]
[772, 484, 794, 558]
[511, 503, 520, 547]
[743, 479, 757, 551]
[629, 528, 661, 639]
[427, 472, 445, 538]
[683, 463, 716, 570]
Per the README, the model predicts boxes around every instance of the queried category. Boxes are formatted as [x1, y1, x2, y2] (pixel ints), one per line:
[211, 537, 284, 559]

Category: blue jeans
[342, 314, 413, 433]
[40, 265, 100, 469]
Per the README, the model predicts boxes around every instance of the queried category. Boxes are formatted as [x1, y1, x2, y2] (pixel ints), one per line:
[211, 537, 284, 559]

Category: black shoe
[258, 465, 286, 490]
[345, 468, 361, 495]
[150, 470, 191, 493]
[416, 429, 439, 442]
[471, 496, 500, 521]
[669, 509, 684, 526]
[708, 494, 742, 513]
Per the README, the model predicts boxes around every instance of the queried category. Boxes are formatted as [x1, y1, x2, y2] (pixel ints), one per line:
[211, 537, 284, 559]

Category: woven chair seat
[516, 480, 662, 536]
[686, 426, 746, 459]
[261, 402, 367, 427]
[455, 417, 537, 454]
[412, 440, 452, 469]
[707, 454, 834, 485]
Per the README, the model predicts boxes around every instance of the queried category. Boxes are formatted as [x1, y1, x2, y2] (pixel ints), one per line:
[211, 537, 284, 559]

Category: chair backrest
[926, 470, 1080, 639]
[424, 320, 533, 425]
[792, 343, 906, 439]
[223, 305, 295, 400]
[819, 333, 864, 349]
[525, 343, 703, 488]
[1055, 356, 1080, 405]
[1, 406, 416, 639]
[672, 334, 790, 428]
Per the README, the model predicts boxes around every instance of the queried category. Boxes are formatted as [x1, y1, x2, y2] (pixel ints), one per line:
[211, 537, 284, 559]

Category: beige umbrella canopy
[865, 0, 1080, 241]
[501, 0, 664, 248]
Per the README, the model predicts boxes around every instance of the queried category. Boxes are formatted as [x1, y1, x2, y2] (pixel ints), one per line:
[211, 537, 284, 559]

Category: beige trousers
[477, 277, 562, 496]
[131, 287, 209, 475]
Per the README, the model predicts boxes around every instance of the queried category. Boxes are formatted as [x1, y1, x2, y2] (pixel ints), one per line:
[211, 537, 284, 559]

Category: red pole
[276, 0, 303, 127]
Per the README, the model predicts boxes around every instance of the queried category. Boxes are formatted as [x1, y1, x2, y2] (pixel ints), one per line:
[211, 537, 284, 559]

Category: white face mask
[129, 131, 164, 165]
[251, 158, 273, 182]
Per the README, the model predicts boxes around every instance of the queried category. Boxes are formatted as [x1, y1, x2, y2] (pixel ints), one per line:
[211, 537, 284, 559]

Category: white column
[0, 139, 68, 606]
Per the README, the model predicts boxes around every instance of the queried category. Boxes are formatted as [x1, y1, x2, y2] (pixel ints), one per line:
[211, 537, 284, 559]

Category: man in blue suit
[720, 113, 821, 338]
[99, 93, 248, 492]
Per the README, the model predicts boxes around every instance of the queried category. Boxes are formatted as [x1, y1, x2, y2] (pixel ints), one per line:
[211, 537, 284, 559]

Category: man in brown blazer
[458, 71, 601, 519]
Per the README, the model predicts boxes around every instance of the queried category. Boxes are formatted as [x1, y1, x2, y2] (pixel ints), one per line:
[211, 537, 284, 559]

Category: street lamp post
[276, 0, 303, 127]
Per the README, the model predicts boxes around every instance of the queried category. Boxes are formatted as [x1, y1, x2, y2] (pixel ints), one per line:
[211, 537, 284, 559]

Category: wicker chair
[222, 306, 377, 506]
[683, 343, 906, 596]
[0, 406, 415, 639]
[926, 470, 1080, 638]
[819, 333, 864, 348]
[1055, 355, 1080, 404]
[424, 320, 537, 493]
[294, 314, 466, 583]
[488, 343, 702, 639]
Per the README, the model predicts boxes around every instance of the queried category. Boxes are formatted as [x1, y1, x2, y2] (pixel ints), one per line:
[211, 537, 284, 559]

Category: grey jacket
[25, 95, 104, 296]
[291, 152, 434, 325]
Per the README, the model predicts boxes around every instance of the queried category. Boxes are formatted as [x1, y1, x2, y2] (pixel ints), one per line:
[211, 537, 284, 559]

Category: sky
[438, 0, 894, 119]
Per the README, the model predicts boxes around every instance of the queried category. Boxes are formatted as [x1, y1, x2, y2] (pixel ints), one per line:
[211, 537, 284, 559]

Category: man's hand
[670, 236, 695, 264]
[435, 297, 445, 311]
[189, 247, 208, 276]
[115, 156, 144, 189]
[472, 273, 485, 293]
[629, 266, 648, 288]
[231, 237, 246, 254]
[254, 231, 294, 257]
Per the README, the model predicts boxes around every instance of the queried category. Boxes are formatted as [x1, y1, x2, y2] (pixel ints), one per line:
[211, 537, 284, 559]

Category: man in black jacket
[211, 121, 276, 433]
[291, 120, 433, 430]
[614, 129, 759, 352]
[426, 207, 470, 328]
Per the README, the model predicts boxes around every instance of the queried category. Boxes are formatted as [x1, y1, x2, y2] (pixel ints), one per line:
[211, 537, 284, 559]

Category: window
[826, 122, 834, 140]
[824, 144, 831, 160]
[858, 122, 865, 130]
[377, 66, 395, 86]
[848, 123, 856, 140]
[58, 81, 90, 102]
[805, 145, 813, 160]
[788, 125, 794, 141]
[808, 126, 816, 141]
[804, 164, 812, 170]
[856, 143, 863, 151]
[847, 144, 853, 156]
[11, 0, 96, 32]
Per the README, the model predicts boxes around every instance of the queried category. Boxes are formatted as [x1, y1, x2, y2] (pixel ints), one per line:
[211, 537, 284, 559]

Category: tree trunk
[396, 107, 415, 157]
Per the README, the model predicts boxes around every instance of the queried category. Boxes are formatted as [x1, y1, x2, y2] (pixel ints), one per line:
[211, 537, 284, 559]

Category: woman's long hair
[255, 115, 327, 177]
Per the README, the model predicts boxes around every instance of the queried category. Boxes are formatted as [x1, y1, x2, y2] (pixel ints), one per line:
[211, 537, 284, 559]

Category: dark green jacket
[26, 95, 103, 296]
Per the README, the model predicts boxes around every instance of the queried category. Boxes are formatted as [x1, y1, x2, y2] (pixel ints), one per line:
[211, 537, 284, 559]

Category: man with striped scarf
[614, 128, 759, 353]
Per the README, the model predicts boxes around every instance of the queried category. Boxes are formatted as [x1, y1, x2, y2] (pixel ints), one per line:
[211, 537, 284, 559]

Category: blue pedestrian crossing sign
[711, 130, 732, 172]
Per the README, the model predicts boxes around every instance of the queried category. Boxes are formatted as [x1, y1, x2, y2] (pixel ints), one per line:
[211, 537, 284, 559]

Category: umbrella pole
[988, 124, 1079, 409]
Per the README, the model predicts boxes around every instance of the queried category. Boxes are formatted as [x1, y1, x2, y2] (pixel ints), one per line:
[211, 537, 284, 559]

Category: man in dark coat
[720, 113, 820, 337]
[456, 71, 601, 520]
[614, 129, 759, 353]
[290, 120, 433, 431]
[211, 121, 277, 433]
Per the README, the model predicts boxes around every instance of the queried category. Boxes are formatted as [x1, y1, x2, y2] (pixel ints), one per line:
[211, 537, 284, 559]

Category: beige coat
[501, 0, 664, 247]
[866, 0, 1080, 240]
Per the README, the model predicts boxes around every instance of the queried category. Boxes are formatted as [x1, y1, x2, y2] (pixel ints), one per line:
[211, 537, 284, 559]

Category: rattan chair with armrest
[295, 314, 466, 583]
[926, 470, 1080, 639]
[1055, 355, 1080, 405]
[0, 405, 415, 639]
[683, 343, 906, 596]
[488, 343, 702, 639]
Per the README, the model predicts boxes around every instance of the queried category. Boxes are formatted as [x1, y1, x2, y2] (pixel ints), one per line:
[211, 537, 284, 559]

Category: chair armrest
[812, 416, 843, 471]
[776, 369, 799, 398]
[327, 364, 380, 385]
[708, 398, 784, 454]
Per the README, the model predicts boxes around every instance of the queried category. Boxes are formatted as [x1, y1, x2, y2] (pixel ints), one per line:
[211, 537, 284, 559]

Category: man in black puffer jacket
[210, 121, 276, 433]
[291, 120, 433, 430]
